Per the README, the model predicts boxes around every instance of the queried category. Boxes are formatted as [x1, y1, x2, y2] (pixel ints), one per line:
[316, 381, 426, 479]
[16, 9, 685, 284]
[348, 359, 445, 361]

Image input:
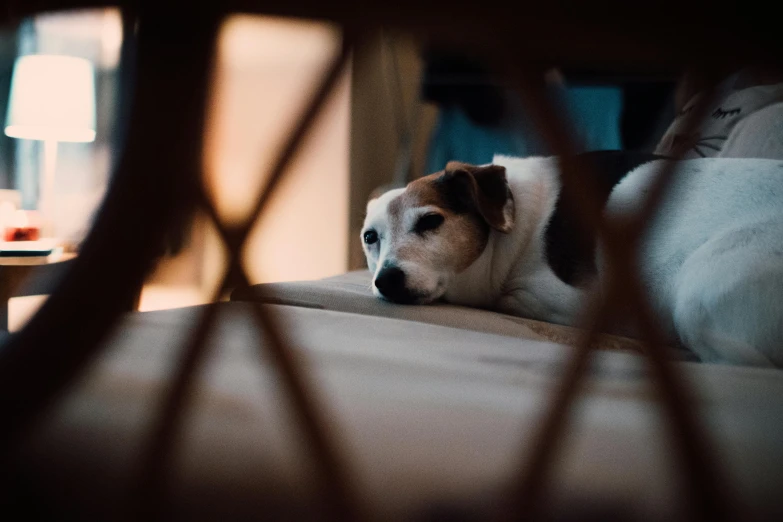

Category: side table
[0, 252, 78, 331]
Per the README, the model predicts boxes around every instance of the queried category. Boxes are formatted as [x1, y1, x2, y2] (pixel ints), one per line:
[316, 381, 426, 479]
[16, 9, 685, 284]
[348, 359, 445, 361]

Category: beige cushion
[232, 271, 657, 354]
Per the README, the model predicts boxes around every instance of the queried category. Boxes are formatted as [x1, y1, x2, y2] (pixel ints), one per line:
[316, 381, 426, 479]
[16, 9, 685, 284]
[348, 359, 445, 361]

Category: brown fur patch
[448, 216, 490, 271]
[389, 175, 444, 213]
[443, 162, 514, 232]
[389, 172, 490, 272]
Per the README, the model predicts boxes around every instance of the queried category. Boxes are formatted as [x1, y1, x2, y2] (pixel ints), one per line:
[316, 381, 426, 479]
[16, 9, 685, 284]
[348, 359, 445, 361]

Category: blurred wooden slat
[0, 4, 220, 448]
[2, 1, 781, 75]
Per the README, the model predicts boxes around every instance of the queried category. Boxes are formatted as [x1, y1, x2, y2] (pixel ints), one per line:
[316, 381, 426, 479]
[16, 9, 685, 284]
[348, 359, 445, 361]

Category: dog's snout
[375, 266, 406, 297]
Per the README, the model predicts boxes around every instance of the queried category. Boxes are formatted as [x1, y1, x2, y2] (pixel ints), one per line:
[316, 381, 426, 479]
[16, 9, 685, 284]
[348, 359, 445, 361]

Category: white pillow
[655, 79, 783, 159]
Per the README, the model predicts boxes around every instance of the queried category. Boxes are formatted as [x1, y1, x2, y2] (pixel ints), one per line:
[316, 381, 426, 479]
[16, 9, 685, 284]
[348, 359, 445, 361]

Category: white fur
[444, 156, 586, 325]
[364, 188, 453, 300]
[605, 157, 783, 366]
[363, 188, 404, 280]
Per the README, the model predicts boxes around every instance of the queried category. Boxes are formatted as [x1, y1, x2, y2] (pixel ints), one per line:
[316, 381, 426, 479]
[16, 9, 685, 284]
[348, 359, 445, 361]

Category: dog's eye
[415, 213, 445, 234]
[363, 229, 379, 245]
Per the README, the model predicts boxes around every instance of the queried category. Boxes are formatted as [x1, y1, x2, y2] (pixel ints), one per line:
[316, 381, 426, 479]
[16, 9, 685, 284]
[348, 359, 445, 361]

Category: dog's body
[608, 157, 783, 366]
[361, 154, 783, 367]
[441, 156, 586, 325]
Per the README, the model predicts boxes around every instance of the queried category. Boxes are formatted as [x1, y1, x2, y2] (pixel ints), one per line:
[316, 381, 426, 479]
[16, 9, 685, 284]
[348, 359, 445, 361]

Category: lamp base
[37, 140, 59, 238]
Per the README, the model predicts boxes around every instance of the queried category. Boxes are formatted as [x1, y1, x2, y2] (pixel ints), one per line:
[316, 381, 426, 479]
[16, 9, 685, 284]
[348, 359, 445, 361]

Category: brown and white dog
[361, 153, 783, 367]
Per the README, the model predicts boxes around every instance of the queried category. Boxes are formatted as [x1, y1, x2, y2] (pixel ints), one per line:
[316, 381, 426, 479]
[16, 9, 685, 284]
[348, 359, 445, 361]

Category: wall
[155, 22, 440, 294]
[201, 15, 351, 291]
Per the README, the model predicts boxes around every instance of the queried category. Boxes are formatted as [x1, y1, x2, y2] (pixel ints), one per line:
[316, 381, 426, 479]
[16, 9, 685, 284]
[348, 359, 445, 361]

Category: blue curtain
[0, 23, 20, 190]
[426, 85, 623, 173]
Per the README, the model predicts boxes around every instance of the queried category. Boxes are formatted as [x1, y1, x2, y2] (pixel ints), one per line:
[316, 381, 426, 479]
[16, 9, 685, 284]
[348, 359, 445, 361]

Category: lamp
[4, 54, 96, 237]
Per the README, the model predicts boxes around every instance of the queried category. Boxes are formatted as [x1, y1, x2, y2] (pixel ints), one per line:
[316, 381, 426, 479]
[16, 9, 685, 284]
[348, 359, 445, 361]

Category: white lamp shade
[4, 55, 97, 143]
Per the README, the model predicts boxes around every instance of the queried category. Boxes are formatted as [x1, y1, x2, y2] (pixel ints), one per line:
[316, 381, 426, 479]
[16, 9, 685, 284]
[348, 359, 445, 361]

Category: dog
[361, 152, 783, 367]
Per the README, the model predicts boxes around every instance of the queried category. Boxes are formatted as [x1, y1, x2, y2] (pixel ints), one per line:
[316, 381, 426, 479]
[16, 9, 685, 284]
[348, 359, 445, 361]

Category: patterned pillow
[655, 75, 783, 159]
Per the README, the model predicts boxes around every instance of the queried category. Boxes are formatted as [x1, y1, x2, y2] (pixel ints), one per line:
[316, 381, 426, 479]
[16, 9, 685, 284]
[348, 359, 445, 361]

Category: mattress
[9, 300, 783, 521]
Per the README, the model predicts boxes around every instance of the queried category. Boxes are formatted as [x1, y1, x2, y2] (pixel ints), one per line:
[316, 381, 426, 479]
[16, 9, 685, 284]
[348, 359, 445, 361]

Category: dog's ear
[437, 161, 515, 232]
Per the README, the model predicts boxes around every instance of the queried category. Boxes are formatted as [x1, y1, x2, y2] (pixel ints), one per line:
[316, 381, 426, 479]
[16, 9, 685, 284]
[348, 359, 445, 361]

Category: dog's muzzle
[374, 266, 419, 304]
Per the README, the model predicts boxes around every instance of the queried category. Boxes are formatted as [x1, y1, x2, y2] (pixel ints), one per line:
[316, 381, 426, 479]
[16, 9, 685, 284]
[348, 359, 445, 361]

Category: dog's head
[361, 161, 515, 304]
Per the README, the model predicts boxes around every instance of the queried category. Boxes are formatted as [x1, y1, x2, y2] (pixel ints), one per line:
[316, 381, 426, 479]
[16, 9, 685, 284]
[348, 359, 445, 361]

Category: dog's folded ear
[438, 161, 515, 232]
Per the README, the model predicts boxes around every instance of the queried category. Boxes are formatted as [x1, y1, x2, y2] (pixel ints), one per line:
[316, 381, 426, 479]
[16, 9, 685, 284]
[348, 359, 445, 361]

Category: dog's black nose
[374, 266, 411, 302]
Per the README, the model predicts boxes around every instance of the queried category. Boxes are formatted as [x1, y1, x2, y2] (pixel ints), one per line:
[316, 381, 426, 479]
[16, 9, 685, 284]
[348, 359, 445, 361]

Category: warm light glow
[205, 16, 342, 225]
[203, 15, 349, 286]
[4, 55, 97, 143]
[11, 209, 29, 228]
[0, 201, 16, 228]
[99, 9, 124, 68]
